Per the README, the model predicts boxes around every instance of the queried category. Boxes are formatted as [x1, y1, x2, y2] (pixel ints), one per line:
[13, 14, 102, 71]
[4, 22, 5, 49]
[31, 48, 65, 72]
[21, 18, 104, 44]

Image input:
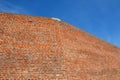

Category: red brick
[0, 12, 120, 79]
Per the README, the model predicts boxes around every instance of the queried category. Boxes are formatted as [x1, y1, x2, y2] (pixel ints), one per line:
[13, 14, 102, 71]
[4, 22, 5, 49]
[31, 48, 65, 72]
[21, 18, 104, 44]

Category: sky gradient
[0, 0, 120, 47]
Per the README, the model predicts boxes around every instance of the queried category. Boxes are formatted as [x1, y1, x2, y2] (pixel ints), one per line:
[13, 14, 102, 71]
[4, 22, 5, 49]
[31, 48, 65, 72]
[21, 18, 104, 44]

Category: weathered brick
[0, 12, 120, 80]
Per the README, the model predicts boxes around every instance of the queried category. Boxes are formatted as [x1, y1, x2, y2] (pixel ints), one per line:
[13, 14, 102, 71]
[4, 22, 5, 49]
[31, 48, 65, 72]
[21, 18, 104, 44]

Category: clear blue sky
[0, 0, 120, 47]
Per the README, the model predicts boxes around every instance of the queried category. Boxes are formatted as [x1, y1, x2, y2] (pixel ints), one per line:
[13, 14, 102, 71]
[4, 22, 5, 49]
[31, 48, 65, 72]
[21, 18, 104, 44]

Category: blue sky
[0, 0, 120, 47]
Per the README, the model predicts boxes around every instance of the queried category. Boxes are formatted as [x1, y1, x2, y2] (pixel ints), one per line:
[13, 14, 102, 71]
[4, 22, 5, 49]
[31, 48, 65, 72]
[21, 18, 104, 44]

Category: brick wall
[0, 13, 120, 80]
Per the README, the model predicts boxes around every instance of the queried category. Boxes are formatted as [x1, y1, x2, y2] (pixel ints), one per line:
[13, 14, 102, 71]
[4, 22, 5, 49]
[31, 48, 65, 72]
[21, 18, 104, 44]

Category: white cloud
[51, 17, 61, 21]
[0, 1, 27, 14]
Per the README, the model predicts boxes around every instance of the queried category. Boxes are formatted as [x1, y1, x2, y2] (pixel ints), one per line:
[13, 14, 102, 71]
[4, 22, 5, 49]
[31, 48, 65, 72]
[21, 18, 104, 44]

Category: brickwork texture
[0, 13, 120, 80]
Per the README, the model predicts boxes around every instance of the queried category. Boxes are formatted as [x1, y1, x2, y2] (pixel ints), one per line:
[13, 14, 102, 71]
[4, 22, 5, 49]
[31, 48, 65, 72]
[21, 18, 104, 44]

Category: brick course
[0, 13, 120, 80]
